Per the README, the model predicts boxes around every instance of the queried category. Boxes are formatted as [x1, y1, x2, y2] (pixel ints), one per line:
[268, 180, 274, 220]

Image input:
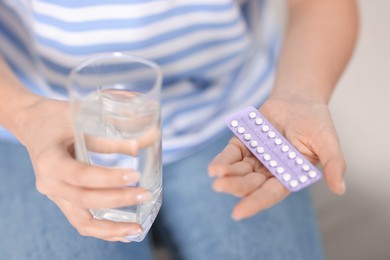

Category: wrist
[0, 57, 48, 144]
[1, 93, 45, 145]
[261, 92, 330, 121]
[270, 83, 332, 105]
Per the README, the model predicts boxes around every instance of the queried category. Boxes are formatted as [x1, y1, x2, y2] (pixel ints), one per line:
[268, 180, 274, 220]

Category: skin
[209, 0, 358, 220]
[0, 59, 148, 242]
[0, 0, 358, 241]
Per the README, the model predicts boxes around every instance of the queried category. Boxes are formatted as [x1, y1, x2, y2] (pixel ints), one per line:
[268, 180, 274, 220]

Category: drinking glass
[67, 53, 163, 242]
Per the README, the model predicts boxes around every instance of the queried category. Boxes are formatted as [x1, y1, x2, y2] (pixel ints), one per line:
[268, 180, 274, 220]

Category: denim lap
[0, 134, 324, 260]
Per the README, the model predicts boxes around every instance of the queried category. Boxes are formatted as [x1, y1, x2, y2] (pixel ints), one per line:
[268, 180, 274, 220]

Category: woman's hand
[208, 97, 346, 220]
[19, 98, 151, 242]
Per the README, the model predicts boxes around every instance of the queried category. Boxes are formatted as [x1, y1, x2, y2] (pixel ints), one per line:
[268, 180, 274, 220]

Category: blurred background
[311, 0, 390, 259]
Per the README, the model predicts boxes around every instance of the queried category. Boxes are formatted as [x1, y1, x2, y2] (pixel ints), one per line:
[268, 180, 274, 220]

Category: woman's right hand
[18, 97, 151, 242]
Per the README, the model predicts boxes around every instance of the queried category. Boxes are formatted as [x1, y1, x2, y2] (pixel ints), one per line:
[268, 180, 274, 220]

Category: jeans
[0, 131, 324, 260]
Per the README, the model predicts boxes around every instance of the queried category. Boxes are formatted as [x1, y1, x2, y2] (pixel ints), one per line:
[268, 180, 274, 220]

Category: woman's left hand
[208, 97, 346, 220]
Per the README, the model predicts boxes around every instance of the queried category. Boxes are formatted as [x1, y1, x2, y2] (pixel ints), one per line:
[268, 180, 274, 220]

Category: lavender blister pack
[225, 107, 322, 192]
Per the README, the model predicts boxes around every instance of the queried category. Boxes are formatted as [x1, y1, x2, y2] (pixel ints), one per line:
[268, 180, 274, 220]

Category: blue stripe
[163, 59, 261, 133]
[162, 81, 271, 159]
[0, 2, 33, 58]
[164, 35, 280, 135]
[170, 72, 243, 136]
[161, 50, 245, 128]
[161, 80, 212, 106]
[35, 18, 240, 55]
[163, 128, 230, 157]
[47, 81, 69, 96]
[38, 30, 248, 77]
[225, 50, 274, 110]
[232, 33, 280, 108]
[3, 57, 46, 96]
[37, 0, 161, 8]
[156, 32, 247, 64]
[0, 22, 33, 60]
[163, 51, 244, 85]
[161, 58, 244, 110]
[161, 86, 265, 162]
[33, 3, 234, 31]
[47, 49, 246, 99]
[40, 57, 71, 75]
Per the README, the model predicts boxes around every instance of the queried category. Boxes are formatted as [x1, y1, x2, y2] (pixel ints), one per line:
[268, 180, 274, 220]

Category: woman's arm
[0, 56, 146, 241]
[272, 0, 359, 103]
[0, 57, 42, 142]
[209, 0, 358, 220]
[267, 0, 358, 193]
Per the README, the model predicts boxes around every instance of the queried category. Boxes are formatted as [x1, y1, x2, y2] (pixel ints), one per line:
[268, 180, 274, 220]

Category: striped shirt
[0, 0, 282, 164]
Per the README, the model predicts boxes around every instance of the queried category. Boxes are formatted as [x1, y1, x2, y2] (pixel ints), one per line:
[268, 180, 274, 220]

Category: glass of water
[67, 53, 163, 242]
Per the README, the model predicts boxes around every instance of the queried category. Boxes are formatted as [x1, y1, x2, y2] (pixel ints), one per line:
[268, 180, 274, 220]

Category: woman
[0, 0, 357, 259]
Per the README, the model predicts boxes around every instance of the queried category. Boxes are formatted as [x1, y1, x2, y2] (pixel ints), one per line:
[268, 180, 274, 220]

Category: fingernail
[212, 183, 223, 192]
[208, 170, 219, 177]
[128, 227, 143, 236]
[136, 192, 152, 203]
[123, 171, 140, 184]
[210, 172, 223, 178]
[216, 171, 226, 177]
[338, 180, 346, 195]
[119, 238, 131, 243]
[208, 166, 224, 177]
[231, 213, 242, 222]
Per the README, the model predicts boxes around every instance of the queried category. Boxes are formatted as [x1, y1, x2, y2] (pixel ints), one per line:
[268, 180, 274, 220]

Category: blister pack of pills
[225, 107, 322, 192]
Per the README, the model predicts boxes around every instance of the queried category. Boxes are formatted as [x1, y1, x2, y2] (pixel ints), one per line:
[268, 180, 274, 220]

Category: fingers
[314, 130, 347, 195]
[37, 178, 152, 209]
[77, 217, 143, 241]
[105, 237, 131, 243]
[212, 172, 267, 197]
[211, 161, 257, 178]
[56, 156, 141, 189]
[37, 148, 140, 189]
[53, 197, 143, 242]
[208, 138, 244, 177]
[232, 178, 290, 221]
[84, 126, 160, 156]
